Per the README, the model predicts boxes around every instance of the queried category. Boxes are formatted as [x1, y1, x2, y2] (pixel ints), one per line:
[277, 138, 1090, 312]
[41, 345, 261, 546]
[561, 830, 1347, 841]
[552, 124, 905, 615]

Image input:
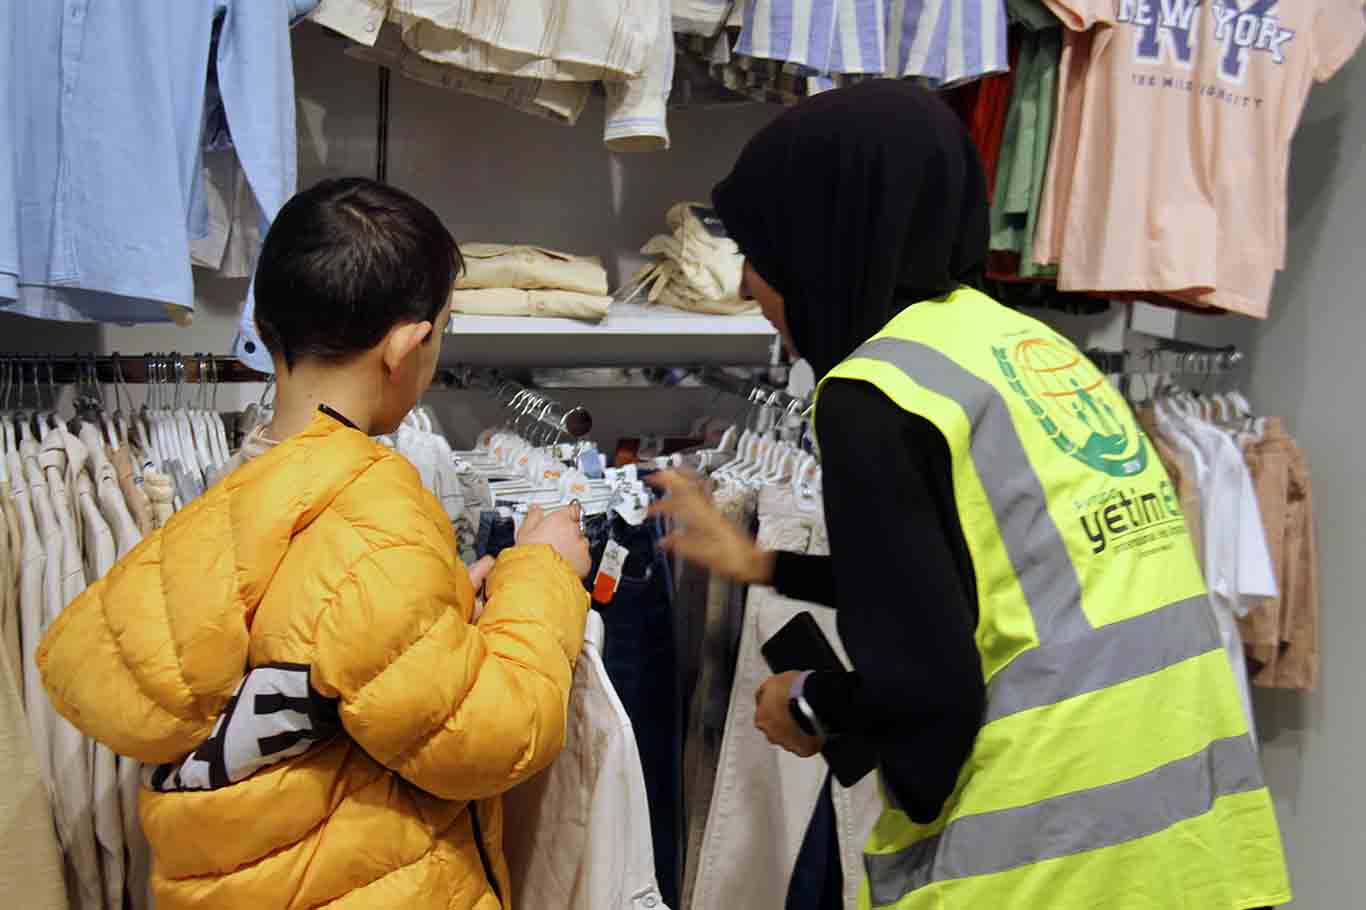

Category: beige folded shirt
[457, 243, 610, 296]
[449, 288, 611, 321]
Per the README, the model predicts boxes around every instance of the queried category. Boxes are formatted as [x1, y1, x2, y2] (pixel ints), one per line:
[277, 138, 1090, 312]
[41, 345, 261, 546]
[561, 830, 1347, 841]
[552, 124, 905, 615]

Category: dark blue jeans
[475, 510, 518, 560]
[587, 514, 681, 909]
[787, 773, 842, 910]
[477, 510, 682, 908]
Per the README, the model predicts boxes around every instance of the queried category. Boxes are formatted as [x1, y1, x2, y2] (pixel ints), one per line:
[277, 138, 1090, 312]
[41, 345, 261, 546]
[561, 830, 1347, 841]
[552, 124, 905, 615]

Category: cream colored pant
[688, 487, 881, 910]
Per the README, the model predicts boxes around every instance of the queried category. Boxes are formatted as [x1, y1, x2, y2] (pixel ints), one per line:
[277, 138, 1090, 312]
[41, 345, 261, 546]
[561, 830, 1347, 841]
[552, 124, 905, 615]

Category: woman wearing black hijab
[653, 79, 989, 900]
[661, 79, 988, 814]
[651, 79, 1287, 910]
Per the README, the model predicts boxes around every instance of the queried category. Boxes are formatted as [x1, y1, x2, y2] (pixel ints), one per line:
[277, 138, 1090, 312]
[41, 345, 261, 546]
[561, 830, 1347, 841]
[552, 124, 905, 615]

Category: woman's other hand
[647, 471, 775, 585]
[755, 671, 824, 758]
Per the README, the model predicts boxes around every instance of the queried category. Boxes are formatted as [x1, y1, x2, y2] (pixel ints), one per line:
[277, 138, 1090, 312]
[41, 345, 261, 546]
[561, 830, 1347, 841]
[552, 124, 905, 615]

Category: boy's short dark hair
[254, 177, 462, 370]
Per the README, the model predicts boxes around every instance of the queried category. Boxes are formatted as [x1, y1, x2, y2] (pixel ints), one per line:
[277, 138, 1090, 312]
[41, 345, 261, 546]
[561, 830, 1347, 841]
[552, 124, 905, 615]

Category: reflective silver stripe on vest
[849, 337, 1090, 642]
[984, 594, 1221, 724]
[864, 734, 1265, 906]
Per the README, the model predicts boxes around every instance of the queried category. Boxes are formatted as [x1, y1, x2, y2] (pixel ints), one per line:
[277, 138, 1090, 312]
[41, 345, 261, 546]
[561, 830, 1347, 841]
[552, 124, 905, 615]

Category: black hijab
[712, 80, 989, 379]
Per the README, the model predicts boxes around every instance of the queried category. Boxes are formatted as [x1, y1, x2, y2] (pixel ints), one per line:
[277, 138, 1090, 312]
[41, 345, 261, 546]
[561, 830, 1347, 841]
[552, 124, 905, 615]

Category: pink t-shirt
[1037, 1, 1365, 317]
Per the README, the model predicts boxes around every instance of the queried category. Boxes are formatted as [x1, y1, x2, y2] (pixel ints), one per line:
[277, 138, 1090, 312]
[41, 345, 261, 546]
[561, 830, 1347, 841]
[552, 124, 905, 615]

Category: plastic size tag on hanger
[604, 464, 639, 486]
[560, 469, 593, 502]
[612, 485, 651, 526]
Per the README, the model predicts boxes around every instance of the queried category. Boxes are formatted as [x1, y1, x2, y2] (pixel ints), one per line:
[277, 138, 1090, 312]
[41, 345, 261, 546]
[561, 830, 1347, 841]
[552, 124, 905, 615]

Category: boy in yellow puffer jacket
[39, 178, 592, 910]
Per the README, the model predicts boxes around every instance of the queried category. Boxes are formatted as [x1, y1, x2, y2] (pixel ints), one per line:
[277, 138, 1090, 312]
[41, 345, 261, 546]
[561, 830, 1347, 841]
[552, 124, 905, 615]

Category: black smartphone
[762, 612, 878, 788]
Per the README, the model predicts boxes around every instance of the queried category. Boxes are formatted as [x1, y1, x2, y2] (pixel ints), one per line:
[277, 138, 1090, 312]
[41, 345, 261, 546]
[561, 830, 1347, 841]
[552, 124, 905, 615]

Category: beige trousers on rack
[688, 486, 881, 910]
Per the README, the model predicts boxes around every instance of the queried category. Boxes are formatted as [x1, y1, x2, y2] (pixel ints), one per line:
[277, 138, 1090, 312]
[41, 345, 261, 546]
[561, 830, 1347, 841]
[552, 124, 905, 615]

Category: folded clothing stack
[449, 243, 613, 321]
[629, 203, 759, 316]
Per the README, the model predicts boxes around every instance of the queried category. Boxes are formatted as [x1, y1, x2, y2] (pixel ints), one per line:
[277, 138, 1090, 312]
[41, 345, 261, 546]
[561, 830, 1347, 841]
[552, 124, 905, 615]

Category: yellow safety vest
[816, 288, 1291, 910]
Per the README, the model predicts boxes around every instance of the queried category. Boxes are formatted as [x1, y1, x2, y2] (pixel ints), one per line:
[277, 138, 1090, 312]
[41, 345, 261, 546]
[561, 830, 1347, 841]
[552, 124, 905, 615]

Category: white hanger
[206, 355, 230, 464]
[761, 444, 798, 486]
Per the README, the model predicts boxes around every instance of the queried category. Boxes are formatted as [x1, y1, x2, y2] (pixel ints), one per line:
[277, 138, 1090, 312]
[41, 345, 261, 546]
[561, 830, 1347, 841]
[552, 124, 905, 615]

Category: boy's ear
[381, 320, 434, 378]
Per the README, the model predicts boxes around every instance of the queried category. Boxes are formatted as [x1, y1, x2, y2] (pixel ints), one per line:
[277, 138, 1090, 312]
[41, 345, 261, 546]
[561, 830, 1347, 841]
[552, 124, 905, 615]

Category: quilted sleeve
[38, 532, 247, 764]
[311, 542, 590, 801]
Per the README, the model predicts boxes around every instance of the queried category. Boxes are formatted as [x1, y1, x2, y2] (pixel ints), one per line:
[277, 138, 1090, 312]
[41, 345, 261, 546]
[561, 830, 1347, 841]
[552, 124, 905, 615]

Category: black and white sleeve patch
[146, 663, 340, 793]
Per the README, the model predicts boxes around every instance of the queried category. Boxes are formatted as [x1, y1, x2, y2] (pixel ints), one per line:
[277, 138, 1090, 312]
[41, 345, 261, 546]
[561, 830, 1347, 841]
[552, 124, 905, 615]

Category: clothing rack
[1085, 342, 1244, 377]
[0, 352, 270, 386]
[695, 366, 811, 415]
[1150, 338, 1245, 373]
[0, 357, 595, 442]
[436, 368, 594, 440]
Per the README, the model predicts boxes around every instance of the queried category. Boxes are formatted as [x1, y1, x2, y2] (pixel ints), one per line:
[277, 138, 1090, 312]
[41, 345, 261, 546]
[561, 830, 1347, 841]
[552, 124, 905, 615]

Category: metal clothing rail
[435, 368, 594, 440]
[696, 366, 811, 415]
[0, 353, 269, 385]
[1085, 342, 1244, 376]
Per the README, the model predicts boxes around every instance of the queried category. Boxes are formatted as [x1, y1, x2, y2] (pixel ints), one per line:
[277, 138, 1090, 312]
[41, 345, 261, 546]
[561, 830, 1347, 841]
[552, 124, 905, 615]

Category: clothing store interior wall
[2, 17, 1363, 910]
[1175, 53, 1366, 909]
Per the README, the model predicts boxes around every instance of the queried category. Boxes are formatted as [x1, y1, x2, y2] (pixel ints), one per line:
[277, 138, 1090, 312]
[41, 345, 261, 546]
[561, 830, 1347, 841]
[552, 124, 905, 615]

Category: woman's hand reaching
[647, 471, 775, 585]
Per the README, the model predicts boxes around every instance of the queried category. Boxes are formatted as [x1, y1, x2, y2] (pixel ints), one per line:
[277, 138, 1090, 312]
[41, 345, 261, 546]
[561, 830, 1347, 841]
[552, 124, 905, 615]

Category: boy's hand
[466, 556, 496, 622]
[468, 556, 496, 593]
[518, 504, 591, 579]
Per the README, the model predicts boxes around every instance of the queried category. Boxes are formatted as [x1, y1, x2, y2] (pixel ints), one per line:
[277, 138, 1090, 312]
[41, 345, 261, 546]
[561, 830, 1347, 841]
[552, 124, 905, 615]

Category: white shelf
[443, 302, 778, 367]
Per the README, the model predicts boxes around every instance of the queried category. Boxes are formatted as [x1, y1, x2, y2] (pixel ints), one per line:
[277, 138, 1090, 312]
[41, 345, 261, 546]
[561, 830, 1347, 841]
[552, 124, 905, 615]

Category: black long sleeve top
[769, 378, 985, 824]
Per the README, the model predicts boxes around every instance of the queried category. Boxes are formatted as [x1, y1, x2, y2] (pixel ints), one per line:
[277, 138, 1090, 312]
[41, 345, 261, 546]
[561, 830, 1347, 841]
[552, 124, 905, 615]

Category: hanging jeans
[587, 513, 682, 909]
[786, 774, 843, 910]
[477, 509, 682, 908]
[688, 486, 881, 910]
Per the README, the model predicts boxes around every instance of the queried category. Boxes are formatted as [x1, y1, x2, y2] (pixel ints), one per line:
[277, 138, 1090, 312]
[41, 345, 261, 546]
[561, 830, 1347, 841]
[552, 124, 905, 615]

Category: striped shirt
[737, 0, 1009, 84]
[888, 0, 1009, 85]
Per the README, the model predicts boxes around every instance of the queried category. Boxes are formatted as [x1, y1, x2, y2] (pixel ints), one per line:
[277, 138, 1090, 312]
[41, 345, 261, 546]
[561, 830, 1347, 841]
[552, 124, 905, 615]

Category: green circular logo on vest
[996, 337, 1148, 478]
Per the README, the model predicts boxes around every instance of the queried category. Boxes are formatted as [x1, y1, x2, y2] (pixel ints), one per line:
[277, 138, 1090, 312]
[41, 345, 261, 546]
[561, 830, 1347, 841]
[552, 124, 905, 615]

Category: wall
[1173, 51, 1366, 910]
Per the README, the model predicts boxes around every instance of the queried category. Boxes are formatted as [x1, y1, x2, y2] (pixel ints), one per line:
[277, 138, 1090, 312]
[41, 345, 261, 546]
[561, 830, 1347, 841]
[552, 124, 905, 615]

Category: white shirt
[1158, 408, 1276, 743]
[502, 611, 668, 910]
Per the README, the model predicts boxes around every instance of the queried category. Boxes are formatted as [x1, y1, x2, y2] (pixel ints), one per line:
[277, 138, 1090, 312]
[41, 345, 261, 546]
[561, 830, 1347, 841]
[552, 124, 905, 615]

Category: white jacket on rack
[80, 425, 141, 559]
[25, 436, 103, 909]
[503, 610, 669, 910]
[8, 449, 47, 757]
[67, 431, 127, 910]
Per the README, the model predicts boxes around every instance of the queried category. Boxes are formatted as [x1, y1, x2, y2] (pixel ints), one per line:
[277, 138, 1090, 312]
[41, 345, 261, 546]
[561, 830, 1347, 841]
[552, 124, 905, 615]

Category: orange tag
[592, 541, 628, 605]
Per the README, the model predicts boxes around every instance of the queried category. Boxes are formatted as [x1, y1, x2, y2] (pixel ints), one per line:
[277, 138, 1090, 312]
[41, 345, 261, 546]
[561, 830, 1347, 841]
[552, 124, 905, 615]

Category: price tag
[592, 540, 629, 605]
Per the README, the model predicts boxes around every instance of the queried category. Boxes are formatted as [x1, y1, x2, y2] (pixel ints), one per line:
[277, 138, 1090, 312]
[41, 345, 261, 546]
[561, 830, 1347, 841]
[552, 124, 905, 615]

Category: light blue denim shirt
[1, 0, 309, 324]
[0, 1, 19, 302]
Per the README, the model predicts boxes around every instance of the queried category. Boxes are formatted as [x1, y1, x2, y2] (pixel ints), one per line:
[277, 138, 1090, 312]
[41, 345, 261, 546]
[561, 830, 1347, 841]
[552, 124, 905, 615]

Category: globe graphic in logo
[1010, 337, 1147, 478]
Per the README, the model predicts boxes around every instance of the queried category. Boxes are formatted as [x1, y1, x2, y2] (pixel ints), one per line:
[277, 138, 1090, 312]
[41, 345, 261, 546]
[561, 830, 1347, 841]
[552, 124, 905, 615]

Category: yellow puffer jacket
[38, 411, 590, 909]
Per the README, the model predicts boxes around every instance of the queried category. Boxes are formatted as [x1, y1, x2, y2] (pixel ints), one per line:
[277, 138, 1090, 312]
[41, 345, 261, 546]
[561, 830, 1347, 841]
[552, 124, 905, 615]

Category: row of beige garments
[315, 0, 676, 151]
[1136, 394, 1320, 752]
[0, 415, 183, 910]
[445, 203, 762, 326]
